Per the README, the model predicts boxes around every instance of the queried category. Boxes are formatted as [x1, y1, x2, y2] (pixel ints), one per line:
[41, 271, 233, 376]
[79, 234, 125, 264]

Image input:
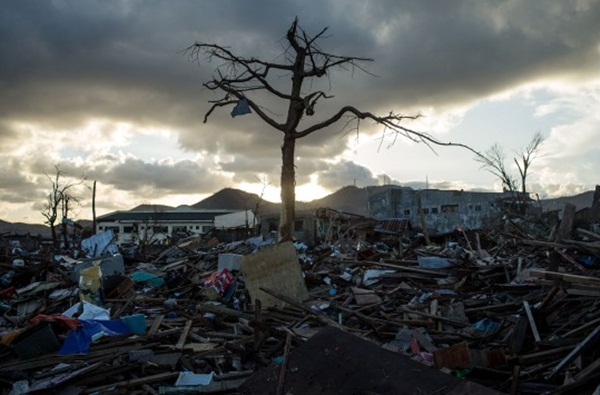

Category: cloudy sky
[1, 0, 599, 224]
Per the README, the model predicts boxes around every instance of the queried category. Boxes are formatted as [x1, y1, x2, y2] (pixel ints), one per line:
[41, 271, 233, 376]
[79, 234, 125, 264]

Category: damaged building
[259, 208, 373, 247]
[368, 186, 531, 235]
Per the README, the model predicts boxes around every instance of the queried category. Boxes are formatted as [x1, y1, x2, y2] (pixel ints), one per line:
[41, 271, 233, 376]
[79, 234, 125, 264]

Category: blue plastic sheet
[230, 99, 251, 117]
[472, 318, 500, 334]
[59, 319, 131, 355]
[131, 271, 165, 287]
[417, 256, 453, 269]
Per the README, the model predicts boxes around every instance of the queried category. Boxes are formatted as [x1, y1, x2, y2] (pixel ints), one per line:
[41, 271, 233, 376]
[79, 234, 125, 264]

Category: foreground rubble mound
[1, 218, 600, 394]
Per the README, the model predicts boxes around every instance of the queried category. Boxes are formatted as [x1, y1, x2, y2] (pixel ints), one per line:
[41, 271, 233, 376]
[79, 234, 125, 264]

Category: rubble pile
[1, 215, 600, 394]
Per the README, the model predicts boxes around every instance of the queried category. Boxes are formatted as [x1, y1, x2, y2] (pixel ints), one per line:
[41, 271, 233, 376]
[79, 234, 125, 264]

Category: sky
[1, 0, 599, 224]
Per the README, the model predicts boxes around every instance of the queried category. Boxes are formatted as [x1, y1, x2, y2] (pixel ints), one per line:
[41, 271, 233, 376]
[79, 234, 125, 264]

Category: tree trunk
[62, 221, 69, 249]
[50, 223, 58, 250]
[92, 180, 97, 235]
[279, 134, 296, 242]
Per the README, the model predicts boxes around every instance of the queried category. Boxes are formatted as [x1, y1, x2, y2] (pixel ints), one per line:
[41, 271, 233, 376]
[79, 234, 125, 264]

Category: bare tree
[475, 132, 545, 213]
[515, 132, 544, 198]
[187, 18, 477, 242]
[41, 165, 85, 250]
[252, 175, 270, 230]
[475, 143, 518, 193]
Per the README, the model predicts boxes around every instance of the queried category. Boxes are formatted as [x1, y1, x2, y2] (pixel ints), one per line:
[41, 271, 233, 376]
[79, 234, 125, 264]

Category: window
[431, 207, 439, 214]
[441, 204, 459, 213]
[123, 226, 135, 233]
[420, 208, 429, 214]
[475, 205, 482, 212]
[152, 226, 168, 233]
[403, 209, 411, 215]
[172, 226, 187, 233]
[294, 220, 304, 231]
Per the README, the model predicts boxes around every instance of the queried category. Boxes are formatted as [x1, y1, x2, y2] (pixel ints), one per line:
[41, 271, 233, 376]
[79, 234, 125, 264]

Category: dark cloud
[3, 1, 596, 130]
[0, 157, 48, 203]
[317, 160, 380, 190]
[86, 157, 228, 196]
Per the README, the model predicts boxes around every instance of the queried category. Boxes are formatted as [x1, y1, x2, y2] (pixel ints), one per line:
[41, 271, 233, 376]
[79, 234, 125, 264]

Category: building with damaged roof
[368, 186, 532, 235]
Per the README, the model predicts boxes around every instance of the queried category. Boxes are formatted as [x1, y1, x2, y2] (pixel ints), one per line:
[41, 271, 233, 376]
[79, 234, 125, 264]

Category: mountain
[308, 185, 372, 216]
[0, 219, 51, 238]
[129, 204, 175, 212]
[191, 186, 381, 216]
[192, 188, 279, 214]
[539, 190, 596, 212]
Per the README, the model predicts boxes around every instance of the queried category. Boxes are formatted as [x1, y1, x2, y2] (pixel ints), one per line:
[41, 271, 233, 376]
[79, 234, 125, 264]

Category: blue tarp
[59, 319, 131, 355]
[230, 99, 251, 117]
[131, 271, 165, 287]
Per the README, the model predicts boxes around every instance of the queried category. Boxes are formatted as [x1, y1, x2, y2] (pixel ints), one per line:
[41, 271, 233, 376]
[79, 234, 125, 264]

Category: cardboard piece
[241, 241, 309, 308]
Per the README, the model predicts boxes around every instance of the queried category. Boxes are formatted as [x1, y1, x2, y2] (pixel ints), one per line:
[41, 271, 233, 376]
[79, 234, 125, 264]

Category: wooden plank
[276, 332, 293, 395]
[523, 301, 541, 343]
[530, 270, 600, 286]
[547, 325, 600, 380]
[573, 356, 600, 381]
[82, 371, 179, 393]
[175, 320, 193, 350]
[509, 365, 521, 395]
[148, 314, 164, 336]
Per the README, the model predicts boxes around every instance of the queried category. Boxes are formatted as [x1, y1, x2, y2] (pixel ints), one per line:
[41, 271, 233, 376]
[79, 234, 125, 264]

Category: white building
[96, 207, 251, 245]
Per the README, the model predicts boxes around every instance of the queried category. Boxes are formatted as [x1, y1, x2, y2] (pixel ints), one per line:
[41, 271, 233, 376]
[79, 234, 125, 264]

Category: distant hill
[0, 219, 51, 238]
[308, 185, 372, 216]
[539, 190, 595, 213]
[192, 188, 280, 214]
[129, 204, 174, 212]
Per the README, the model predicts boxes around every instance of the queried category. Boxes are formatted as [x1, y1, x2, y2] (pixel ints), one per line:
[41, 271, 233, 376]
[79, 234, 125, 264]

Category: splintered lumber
[509, 365, 521, 395]
[82, 371, 179, 394]
[547, 325, 600, 380]
[259, 286, 341, 328]
[397, 306, 469, 327]
[276, 332, 293, 395]
[148, 314, 164, 336]
[158, 378, 248, 394]
[522, 301, 541, 343]
[175, 320, 193, 350]
[573, 356, 600, 381]
[577, 228, 600, 241]
[530, 269, 600, 288]
[196, 302, 254, 321]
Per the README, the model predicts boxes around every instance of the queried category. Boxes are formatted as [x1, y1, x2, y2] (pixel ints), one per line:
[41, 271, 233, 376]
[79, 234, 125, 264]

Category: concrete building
[368, 186, 521, 234]
[96, 207, 243, 245]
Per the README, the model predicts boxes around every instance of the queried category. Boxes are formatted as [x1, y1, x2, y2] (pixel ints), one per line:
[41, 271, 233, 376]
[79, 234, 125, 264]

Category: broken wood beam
[547, 325, 600, 380]
[276, 332, 293, 395]
[259, 286, 341, 328]
[523, 301, 541, 343]
[175, 320, 193, 350]
[82, 371, 179, 394]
